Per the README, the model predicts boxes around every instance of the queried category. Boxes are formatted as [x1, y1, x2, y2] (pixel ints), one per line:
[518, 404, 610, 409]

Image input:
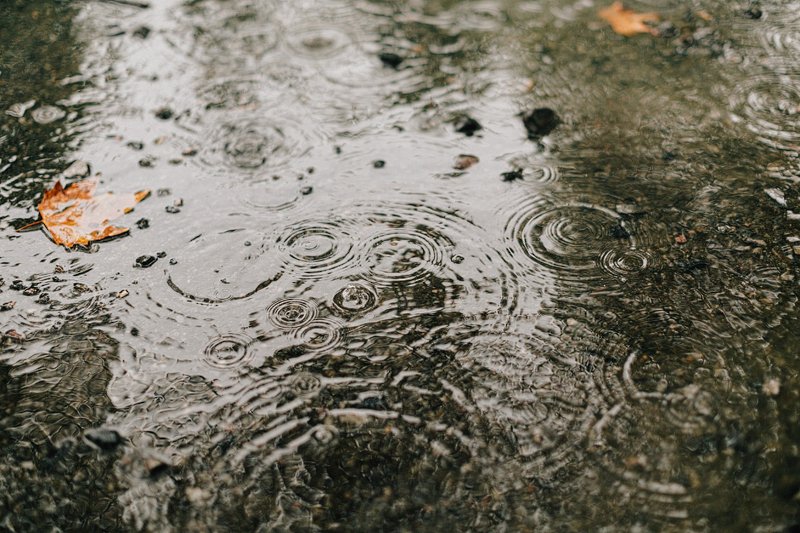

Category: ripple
[502, 197, 652, 286]
[198, 121, 303, 174]
[31, 105, 66, 124]
[267, 298, 318, 329]
[287, 371, 322, 396]
[197, 78, 261, 111]
[729, 67, 800, 150]
[293, 318, 343, 352]
[285, 26, 352, 59]
[204, 333, 255, 369]
[362, 228, 447, 286]
[331, 282, 377, 315]
[415, 320, 599, 480]
[277, 219, 358, 279]
[755, 5, 800, 55]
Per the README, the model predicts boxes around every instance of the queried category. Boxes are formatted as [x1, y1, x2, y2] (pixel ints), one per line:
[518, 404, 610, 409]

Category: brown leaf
[37, 178, 150, 248]
[599, 1, 659, 37]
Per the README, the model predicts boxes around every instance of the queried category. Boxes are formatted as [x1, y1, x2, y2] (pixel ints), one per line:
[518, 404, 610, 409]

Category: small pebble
[165, 206, 181, 214]
[132, 26, 151, 39]
[116, 289, 129, 299]
[675, 234, 688, 244]
[157, 188, 171, 197]
[22, 286, 40, 296]
[378, 52, 404, 69]
[136, 218, 149, 229]
[135, 255, 158, 268]
[3, 329, 25, 342]
[154, 107, 174, 120]
[169, 258, 178, 265]
[454, 115, 483, 137]
[127, 141, 144, 151]
[501, 169, 523, 182]
[157, 251, 167, 258]
[300, 186, 313, 195]
[0, 301, 15, 311]
[744, 6, 762, 19]
[84, 428, 123, 450]
[762, 378, 780, 396]
[182, 147, 198, 157]
[138, 157, 156, 168]
[10, 280, 24, 291]
[373, 160, 386, 169]
[453, 154, 479, 170]
[523, 108, 560, 138]
[36, 293, 50, 304]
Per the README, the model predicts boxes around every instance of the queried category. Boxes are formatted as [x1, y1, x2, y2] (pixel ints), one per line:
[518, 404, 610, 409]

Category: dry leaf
[599, 2, 659, 37]
[37, 178, 150, 248]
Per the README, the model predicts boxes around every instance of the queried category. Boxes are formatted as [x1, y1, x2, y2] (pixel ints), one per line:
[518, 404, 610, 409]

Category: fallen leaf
[599, 2, 659, 37]
[36, 178, 150, 248]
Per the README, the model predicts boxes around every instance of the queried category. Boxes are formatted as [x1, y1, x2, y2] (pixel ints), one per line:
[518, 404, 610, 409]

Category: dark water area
[1, 0, 799, 530]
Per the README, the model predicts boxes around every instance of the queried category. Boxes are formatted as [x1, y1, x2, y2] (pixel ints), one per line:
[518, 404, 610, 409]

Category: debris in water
[501, 169, 524, 182]
[5, 100, 36, 118]
[762, 378, 780, 396]
[116, 289, 129, 299]
[453, 154, 479, 170]
[523, 108, 560, 138]
[598, 2, 659, 37]
[379, 52, 404, 69]
[373, 160, 386, 168]
[32, 179, 150, 248]
[135, 255, 158, 268]
[154, 107, 174, 120]
[84, 428, 124, 450]
[454, 115, 483, 136]
[31, 105, 67, 124]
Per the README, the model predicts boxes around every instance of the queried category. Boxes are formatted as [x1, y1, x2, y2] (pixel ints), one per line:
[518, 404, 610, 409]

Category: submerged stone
[378, 52, 404, 69]
[84, 428, 123, 450]
[454, 116, 483, 136]
[523, 108, 560, 138]
[135, 255, 157, 268]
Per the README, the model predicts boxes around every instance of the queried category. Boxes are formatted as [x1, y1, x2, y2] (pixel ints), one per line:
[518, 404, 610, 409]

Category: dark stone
[300, 186, 313, 195]
[523, 108, 560, 138]
[662, 150, 677, 161]
[126, 141, 144, 150]
[136, 218, 149, 229]
[22, 286, 40, 296]
[454, 116, 483, 137]
[165, 206, 181, 214]
[501, 169, 524, 182]
[10, 280, 24, 291]
[138, 157, 155, 168]
[154, 107, 174, 120]
[36, 293, 50, 304]
[378, 52, 404, 69]
[169, 258, 178, 265]
[373, 160, 386, 169]
[135, 255, 157, 268]
[132, 26, 151, 38]
[609, 224, 631, 239]
[157, 188, 171, 196]
[84, 428, 123, 451]
[156, 251, 167, 258]
[0, 301, 15, 311]
[744, 6, 762, 19]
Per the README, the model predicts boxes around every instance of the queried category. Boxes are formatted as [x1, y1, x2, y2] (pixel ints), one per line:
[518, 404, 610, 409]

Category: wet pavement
[1, 0, 799, 530]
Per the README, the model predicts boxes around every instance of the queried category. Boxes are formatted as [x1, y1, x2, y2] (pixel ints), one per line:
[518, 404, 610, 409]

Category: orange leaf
[37, 178, 150, 248]
[599, 1, 659, 37]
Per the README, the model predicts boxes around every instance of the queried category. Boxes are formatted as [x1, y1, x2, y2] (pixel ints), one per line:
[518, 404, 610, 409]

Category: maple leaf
[599, 1, 659, 37]
[35, 178, 150, 248]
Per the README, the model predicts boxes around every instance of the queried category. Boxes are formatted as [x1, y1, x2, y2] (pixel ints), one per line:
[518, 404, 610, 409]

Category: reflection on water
[1, 0, 800, 530]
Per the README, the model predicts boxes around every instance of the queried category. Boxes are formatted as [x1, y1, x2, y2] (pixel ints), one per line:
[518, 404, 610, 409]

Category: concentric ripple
[293, 318, 343, 352]
[198, 121, 300, 173]
[502, 197, 652, 285]
[267, 298, 318, 329]
[203, 333, 255, 369]
[331, 282, 377, 315]
[729, 67, 800, 150]
[362, 228, 448, 286]
[277, 220, 358, 279]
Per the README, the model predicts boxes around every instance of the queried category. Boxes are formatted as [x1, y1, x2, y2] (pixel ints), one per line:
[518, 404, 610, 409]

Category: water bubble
[729, 67, 800, 150]
[362, 228, 448, 286]
[332, 283, 377, 314]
